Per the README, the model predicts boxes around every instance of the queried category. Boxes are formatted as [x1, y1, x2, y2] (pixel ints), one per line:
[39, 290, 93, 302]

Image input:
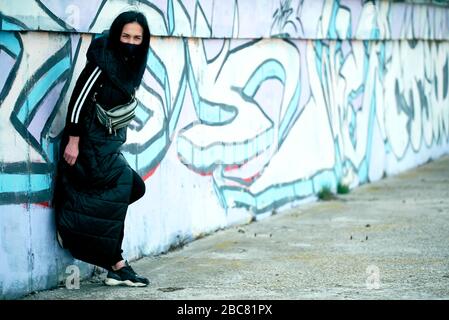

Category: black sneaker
[104, 261, 150, 287]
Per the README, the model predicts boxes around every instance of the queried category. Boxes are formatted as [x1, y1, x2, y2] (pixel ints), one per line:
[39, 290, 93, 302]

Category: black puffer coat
[54, 37, 140, 270]
[56, 112, 133, 269]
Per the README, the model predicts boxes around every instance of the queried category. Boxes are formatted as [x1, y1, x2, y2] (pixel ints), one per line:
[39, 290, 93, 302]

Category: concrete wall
[1, 0, 449, 299]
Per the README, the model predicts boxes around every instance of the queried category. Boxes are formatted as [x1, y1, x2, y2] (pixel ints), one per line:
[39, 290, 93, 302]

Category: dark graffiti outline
[35, 0, 108, 32]
[0, 32, 23, 105]
[10, 39, 72, 164]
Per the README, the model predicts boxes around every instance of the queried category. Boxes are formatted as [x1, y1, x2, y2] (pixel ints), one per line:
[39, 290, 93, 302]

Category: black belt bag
[95, 96, 138, 134]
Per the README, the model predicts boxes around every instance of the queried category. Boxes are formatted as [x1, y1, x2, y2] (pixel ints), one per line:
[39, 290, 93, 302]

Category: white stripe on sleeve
[73, 69, 102, 123]
[70, 66, 101, 123]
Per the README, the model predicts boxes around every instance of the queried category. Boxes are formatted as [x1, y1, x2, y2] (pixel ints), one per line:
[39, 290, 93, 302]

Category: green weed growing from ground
[317, 186, 338, 201]
[337, 183, 350, 194]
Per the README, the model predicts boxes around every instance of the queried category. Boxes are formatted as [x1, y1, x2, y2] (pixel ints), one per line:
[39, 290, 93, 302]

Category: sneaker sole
[56, 232, 64, 249]
[104, 278, 148, 287]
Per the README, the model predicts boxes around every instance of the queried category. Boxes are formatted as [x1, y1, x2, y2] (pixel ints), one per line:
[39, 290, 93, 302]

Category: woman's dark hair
[107, 10, 150, 83]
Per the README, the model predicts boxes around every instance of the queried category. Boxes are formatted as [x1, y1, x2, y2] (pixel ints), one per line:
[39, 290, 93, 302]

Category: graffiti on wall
[2, 0, 449, 40]
[1, 0, 449, 213]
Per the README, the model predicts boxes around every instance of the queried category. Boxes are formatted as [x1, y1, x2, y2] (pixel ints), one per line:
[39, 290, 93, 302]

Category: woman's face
[120, 22, 143, 45]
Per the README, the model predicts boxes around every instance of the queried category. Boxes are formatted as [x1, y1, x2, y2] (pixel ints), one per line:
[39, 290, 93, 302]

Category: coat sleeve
[65, 61, 102, 136]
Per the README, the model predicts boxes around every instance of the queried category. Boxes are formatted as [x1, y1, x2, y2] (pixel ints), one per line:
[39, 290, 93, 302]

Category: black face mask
[119, 42, 140, 60]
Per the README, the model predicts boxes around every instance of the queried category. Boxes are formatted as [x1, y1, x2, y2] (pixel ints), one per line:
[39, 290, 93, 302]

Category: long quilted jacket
[54, 37, 138, 270]
[55, 101, 134, 270]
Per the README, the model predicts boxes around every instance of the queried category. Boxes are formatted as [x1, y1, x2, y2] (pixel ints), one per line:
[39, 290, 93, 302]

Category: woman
[53, 11, 150, 287]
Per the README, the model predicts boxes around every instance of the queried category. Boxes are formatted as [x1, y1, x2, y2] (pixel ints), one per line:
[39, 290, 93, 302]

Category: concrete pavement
[23, 156, 449, 299]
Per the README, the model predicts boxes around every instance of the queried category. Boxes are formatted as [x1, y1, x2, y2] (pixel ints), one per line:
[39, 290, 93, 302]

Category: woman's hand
[63, 136, 80, 166]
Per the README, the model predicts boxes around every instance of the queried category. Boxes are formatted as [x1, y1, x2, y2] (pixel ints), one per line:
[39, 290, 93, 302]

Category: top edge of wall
[1, 0, 449, 40]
